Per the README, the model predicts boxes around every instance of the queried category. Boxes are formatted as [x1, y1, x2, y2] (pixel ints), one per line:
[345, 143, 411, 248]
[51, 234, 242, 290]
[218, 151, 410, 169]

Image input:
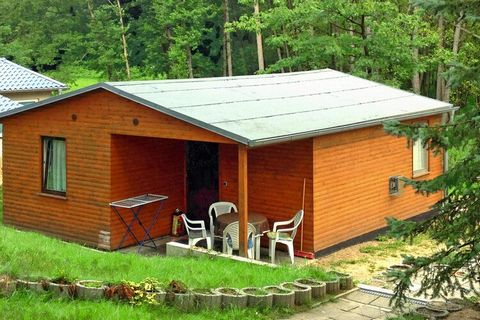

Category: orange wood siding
[312, 116, 444, 252]
[2, 89, 234, 249]
[219, 140, 315, 252]
[110, 135, 185, 248]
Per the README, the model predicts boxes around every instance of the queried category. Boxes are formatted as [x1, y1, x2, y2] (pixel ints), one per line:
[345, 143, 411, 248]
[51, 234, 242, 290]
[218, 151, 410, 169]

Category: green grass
[0, 226, 330, 287]
[45, 66, 105, 93]
[66, 76, 102, 92]
[1, 291, 285, 320]
[0, 188, 328, 318]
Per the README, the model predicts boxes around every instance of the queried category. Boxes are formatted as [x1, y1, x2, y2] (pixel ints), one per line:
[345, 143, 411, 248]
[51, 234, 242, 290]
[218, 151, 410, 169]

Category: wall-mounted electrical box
[389, 176, 404, 196]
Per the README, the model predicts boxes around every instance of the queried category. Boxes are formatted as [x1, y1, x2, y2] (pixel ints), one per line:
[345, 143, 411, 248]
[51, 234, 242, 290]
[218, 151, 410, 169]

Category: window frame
[41, 136, 67, 196]
[412, 136, 429, 178]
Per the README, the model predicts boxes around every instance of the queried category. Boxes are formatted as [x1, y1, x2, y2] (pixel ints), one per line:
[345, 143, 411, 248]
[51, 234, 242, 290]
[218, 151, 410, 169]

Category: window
[42, 137, 66, 195]
[412, 138, 428, 176]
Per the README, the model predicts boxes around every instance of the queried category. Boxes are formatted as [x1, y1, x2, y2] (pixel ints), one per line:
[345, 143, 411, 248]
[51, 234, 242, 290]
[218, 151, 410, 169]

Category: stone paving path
[288, 290, 399, 320]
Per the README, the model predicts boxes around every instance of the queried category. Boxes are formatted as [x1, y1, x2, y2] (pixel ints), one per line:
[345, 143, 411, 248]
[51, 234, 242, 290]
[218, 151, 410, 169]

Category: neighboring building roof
[0, 57, 67, 93]
[0, 69, 454, 146]
[0, 94, 22, 113]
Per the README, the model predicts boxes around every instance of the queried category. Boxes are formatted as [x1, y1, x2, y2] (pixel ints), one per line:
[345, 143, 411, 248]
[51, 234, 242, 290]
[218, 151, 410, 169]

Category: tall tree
[224, 0, 233, 76]
[153, 0, 217, 79]
[253, 0, 265, 71]
[385, 0, 480, 308]
[112, 0, 131, 80]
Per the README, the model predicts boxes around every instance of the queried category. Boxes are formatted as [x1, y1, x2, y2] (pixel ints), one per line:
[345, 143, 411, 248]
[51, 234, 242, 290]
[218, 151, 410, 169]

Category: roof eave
[0, 83, 251, 146]
[0, 86, 68, 94]
[248, 105, 456, 147]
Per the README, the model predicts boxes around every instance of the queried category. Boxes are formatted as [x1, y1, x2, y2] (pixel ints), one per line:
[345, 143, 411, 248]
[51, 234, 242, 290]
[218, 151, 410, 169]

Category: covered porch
[109, 133, 314, 260]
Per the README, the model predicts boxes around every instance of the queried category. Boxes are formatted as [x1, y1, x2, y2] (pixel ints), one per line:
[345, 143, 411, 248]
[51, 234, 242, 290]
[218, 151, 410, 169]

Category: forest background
[0, 0, 478, 105]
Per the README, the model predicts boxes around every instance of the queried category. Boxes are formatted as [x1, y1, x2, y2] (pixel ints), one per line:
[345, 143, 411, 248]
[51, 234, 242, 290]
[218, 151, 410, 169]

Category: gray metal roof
[0, 69, 454, 146]
[0, 94, 22, 112]
[0, 58, 67, 93]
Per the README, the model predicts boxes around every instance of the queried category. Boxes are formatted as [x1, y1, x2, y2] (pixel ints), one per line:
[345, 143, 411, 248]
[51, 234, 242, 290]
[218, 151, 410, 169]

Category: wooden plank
[238, 144, 248, 257]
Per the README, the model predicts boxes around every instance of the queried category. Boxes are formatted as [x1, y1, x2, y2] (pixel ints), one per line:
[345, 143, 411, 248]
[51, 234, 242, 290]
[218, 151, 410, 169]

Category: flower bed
[3, 271, 353, 311]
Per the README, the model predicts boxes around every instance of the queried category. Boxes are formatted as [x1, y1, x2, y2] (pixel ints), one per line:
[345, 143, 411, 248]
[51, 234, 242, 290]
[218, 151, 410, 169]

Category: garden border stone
[294, 278, 326, 299]
[240, 287, 273, 308]
[263, 285, 295, 308]
[214, 287, 248, 309]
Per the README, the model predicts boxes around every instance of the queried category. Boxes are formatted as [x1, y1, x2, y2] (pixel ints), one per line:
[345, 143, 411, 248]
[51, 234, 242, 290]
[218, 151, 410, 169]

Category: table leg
[114, 206, 141, 250]
[255, 237, 261, 260]
[137, 201, 164, 252]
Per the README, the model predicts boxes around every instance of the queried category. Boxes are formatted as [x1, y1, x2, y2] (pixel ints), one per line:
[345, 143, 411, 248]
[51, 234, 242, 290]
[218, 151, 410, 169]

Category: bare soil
[311, 237, 440, 283]
[446, 308, 480, 319]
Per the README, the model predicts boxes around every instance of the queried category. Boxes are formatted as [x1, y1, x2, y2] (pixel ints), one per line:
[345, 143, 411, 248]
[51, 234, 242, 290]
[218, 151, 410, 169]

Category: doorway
[186, 142, 219, 221]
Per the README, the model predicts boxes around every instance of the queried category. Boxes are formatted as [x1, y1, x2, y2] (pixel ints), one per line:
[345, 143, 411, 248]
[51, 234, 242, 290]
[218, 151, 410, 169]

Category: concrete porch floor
[119, 236, 313, 265]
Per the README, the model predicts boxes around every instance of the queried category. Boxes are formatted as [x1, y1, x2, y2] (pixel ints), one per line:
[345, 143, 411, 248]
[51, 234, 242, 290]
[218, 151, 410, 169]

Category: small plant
[125, 278, 164, 306]
[165, 280, 188, 294]
[192, 288, 212, 294]
[82, 281, 104, 288]
[104, 282, 135, 301]
[242, 288, 267, 296]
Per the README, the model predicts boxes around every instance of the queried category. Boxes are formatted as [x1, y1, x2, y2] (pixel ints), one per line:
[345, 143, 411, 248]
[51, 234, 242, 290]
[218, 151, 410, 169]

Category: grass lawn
[0, 189, 330, 319]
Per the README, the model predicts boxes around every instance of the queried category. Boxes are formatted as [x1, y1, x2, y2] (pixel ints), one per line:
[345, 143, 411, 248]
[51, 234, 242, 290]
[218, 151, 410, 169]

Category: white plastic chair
[268, 210, 304, 264]
[208, 201, 238, 244]
[181, 213, 212, 250]
[222, 221, 256, 259]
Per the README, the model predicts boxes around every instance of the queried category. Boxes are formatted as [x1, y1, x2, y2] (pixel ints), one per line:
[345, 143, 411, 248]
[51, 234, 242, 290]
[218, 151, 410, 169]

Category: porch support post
[238, 144, 249, 257]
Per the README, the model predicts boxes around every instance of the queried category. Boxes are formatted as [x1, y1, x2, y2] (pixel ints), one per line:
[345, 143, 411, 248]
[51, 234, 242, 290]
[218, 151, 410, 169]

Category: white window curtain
[413, 139, 428, 173]
[43, 138, 66, 193]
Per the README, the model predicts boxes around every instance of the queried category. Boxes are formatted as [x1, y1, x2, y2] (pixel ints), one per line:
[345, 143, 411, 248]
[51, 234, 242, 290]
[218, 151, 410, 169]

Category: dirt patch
[311, 237, 440, 283]
[446, 308, 480, 319]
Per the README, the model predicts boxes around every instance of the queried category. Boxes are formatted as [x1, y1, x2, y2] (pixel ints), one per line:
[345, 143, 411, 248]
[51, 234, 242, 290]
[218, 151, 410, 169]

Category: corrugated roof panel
[0, 58, 67, 92]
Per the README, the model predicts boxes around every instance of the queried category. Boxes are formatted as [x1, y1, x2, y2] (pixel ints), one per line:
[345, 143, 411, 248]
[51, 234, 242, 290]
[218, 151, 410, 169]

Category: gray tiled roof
[0, 94, 22, 112]
[0, 58, 67, 93]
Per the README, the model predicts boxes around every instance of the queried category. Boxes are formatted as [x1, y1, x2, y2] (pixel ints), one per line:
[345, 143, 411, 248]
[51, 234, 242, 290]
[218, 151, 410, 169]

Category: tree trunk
[224, 0, 233, 76]
[254, 0, 265, 71]
[443, 13, 463, 102]
[276, 46, 284, 72]
[187, 47, 193, 78]
[87, 0, 95, 20]
[330, 23, 337, 69]
[412, 47, 421, 94]
[114, 0, 131, 80]
[360, 15, 371, 75]
[436, 16, 445, 100]
[349, 28, 355, 72]
[411, 15, 421, 94]
[284, 43, 292, 72]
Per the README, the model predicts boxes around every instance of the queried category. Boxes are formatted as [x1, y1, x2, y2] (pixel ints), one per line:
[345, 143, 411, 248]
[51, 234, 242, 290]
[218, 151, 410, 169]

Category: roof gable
[0, 58, 67, 93]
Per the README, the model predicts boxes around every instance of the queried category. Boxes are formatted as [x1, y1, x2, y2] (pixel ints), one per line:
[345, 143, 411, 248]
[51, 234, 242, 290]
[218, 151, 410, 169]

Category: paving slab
[327, 309, 373, 320]
[346, 291, 379, 304]
[286, 289, 395, 320]
[337, 299, 362, 312]
[350, 305, 387, 319]
[368, 296, 393, 309]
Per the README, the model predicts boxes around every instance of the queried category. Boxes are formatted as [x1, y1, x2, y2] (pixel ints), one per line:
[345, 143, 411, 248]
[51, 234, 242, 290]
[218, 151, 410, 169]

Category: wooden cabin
[0, 69, 453, 256]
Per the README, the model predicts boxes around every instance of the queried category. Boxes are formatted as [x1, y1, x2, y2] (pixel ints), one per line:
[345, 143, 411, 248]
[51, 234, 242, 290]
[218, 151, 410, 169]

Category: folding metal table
[110, 194, 168, 252]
